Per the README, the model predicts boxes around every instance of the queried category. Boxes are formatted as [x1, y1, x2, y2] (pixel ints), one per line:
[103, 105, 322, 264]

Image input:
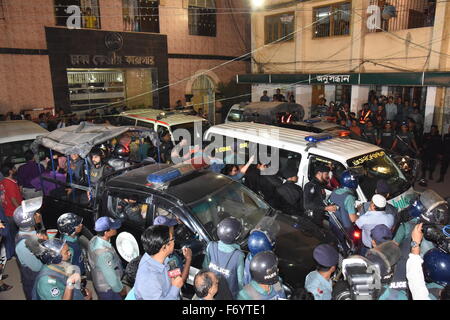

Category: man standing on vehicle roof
[88, 217, 127, 300]
[329, 170, 359, 252]
[377, 120, 396, 151]
[203, 217, 245, 299]
[303, 166, 338, 227]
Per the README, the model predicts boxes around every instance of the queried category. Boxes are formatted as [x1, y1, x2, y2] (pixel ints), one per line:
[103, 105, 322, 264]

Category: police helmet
[407, 198, 426, 219]
[113, 143, 130, 159]
[57, 212, 83, 236]
[248, 230, 274, 256]
[250, 251, 279, 285]
[340, 170, 359, 190]
[39, 239, 66, 265]
[90, 146, 106, 160]
[216, 217, 242, 244]
[423, 249, 450, 286]
[13, 206, 36, 229]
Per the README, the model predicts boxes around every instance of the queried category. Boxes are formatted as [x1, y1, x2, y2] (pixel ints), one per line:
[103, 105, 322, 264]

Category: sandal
[0, 283, 13, 292]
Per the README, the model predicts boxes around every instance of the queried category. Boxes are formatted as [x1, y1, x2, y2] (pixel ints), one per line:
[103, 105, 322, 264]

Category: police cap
[313, 244, 339, 267]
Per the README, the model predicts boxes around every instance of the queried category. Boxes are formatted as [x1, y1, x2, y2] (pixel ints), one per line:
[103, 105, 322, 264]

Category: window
[313, 2, 350, 38]
[54, 0, 101, 29]
[265, 12, 295, 44]
[308, 155, 346, 191]
[123, 0, 160, 33]
[188, 0, 216, 37]
[368, 0, 436, 32]
[108, 193, 152, 229]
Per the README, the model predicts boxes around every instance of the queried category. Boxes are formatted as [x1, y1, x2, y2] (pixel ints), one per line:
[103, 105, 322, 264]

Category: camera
[333, 256, 382, 300]
[422, 223, 450, 254]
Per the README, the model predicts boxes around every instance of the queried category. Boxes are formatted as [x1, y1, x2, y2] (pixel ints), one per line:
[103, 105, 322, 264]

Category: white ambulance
[120, 109, 209, 144]
[204, 122, 415, 211]
[0, 120, 48, 167]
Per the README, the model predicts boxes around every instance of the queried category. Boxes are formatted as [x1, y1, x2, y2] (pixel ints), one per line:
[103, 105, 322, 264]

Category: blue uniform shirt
[356, 210, 395, 248]
[305, 270, 333, 300]
[134, 253, 180, 300]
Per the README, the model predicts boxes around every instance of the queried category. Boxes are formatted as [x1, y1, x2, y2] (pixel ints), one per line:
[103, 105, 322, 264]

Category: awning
[237, 72, 450, 86]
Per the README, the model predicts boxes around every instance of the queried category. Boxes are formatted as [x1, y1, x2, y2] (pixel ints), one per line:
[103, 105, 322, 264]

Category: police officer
[406, 223, 449, 300]
[359, 103, 373, 129]
[158, 129, 174, 164]
[88, 147, 113, 200]
[387, 192, 442, 300]
[88, 217, 127, 300]
[57, 213, 86, 275]
[329, 170, 359, 250]
[14, 202, 46, 300]
[422, 248, 450, 300]
[109, 144, 131, 170]
[275, 166, 303, 216]
[244, 230, 274, 286]
[32, 239, 91, 300]
[421, 125, 442, 181]
[303, 166, 337, 227]
[203, 217, 245, 299]
[117, 196, 144, 225]
[305, 244, 339, 300]
[377, 120, 395, 151]
[438, 126, 450, 183]
[392, 121, 419, 157]
[362, 119, 378, 145]
[237, 251, 286, 300]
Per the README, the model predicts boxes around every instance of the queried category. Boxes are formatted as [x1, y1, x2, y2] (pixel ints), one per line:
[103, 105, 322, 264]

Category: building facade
[0, 0, 250, 117]
[239, 0, 450, 132]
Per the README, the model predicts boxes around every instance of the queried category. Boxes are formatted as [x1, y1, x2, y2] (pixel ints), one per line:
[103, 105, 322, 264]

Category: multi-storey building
[239, 0, 450, 131]
[0, 0, 250, 118]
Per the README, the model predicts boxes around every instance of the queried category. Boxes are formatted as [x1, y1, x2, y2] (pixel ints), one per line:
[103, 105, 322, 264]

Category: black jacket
[275, 181, 303, 216]
[303, 178, 327, 213]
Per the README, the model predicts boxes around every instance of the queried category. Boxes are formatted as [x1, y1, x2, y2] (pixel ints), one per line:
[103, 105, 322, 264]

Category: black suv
[40, 162, 327, 293]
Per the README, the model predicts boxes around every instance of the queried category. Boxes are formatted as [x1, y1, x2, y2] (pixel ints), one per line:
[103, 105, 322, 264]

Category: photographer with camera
[305, 244, 339, 300]
[407, 223, 450, 300]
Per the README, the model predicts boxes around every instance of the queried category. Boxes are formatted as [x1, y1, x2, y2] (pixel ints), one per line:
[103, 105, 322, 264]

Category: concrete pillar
[296, 85, 312, 119]
[381, 86, 389, 97]
[324, 85, 336, 104]
[424, 87, 437, 133]
[350, 85, 370, 113]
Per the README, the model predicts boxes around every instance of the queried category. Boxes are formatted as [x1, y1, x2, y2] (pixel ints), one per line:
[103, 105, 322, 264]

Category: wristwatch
[66, 280, 75, 289]
[410, 240, 420, 248]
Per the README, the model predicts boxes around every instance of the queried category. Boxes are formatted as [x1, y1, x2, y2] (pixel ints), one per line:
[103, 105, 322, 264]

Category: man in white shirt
[385, 96, 398, 121]
[356, 195, 394, 254]
[406, 223, 450, 300]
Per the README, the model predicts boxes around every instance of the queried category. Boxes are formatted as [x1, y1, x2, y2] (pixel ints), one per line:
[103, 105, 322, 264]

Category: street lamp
[251, 0, 264, 9]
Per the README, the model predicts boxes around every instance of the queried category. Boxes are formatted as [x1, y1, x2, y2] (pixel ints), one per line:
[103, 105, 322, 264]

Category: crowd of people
[260, 89, 450, 184]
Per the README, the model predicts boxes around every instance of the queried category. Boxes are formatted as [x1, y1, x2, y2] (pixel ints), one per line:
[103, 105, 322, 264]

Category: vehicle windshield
[347, 150, 411, 200]
[227, 109, 244, 122]
[0, 140, 46, 165]
[187, 181, 270, 242]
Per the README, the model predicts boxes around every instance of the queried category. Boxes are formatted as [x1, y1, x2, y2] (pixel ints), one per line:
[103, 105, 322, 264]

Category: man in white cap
[355, 194, 394, 255]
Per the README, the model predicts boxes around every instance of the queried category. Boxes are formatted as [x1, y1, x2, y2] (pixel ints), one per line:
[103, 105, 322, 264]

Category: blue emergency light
[147, 169, 182, 184]
[304, 119, 321, 124]
[305, 134, 334, 143]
